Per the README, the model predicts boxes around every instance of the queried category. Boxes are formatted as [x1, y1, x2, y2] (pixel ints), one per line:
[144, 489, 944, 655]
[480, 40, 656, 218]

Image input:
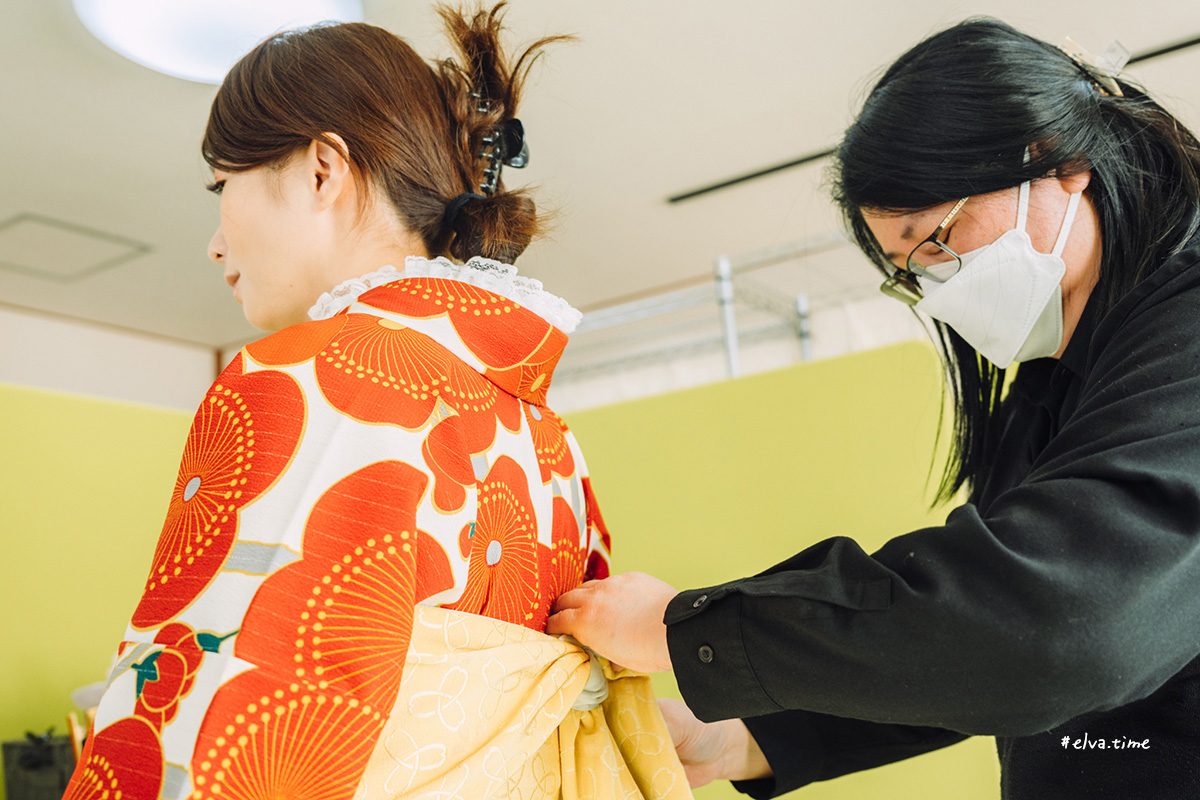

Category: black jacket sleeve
[730, 710, 968, 798]
[666, 262, 1200, 741]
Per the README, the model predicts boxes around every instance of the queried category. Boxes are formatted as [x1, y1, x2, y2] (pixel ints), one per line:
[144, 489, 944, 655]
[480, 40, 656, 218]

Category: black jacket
[665, 237, 1200, 799]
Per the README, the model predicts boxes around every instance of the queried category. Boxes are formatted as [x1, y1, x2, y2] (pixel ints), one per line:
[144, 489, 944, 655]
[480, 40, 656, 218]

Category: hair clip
[470, 91, 530, 195]
[1059, 36, 1130, 97]
[500, 119, 529, 168]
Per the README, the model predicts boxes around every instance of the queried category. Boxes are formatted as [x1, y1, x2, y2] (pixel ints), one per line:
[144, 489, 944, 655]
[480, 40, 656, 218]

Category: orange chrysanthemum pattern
[421, 414, 479, 514]
[585, 550, 611, 582]
[244, 316, 346, 368]
[358, 278, 567, 404]
[542, 496, 588, 602]
[416, 529, 456, 604]
[358, 278, 543, 366]
[236, 461, 429, 710]
[131, 355, 305, 630]
[252, 313, 521, 452]
[191, 668, 384, 800]
[524, 403, 576, 484]
[447, 456, 542, 628]
[315, 315, 515, 429]
[483, 331, 567, 407]
[64, 717, 163, 800]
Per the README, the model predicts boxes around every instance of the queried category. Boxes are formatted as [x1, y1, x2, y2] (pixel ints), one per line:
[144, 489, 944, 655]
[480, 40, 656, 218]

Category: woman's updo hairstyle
[202, 3, 568, 264]
[831, 18, 1200, 504]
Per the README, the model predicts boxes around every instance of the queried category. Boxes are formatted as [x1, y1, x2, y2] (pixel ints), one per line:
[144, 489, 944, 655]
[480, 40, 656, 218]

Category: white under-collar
[307, 256, 582, 334]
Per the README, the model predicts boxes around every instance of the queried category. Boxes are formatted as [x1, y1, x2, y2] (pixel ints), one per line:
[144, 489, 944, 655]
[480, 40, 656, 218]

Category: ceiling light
[73, 0, 365, 85]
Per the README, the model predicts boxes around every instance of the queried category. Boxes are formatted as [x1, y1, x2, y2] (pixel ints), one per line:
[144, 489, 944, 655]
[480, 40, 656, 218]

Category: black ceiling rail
[1127, 33, 1200, 64]
[667, 32, 1200, 204]
[667, 148, 837, 204]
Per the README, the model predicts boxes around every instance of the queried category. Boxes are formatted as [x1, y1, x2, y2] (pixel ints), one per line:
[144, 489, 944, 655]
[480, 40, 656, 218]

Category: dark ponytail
[832, 18, 1200, 504]
[442, 192, 537, 263]
[202, 3, 570, 265]
[433, 3, 570, 263]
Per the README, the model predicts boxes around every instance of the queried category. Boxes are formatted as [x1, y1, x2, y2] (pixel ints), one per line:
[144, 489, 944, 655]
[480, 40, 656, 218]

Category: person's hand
[546, 572, 677, 673]
[658, 698, 773, 788]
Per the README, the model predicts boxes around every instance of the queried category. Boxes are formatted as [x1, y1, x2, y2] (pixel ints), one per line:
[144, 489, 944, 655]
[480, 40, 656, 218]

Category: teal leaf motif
[132, 651, 162, 698]
[196, 630, 238, 653]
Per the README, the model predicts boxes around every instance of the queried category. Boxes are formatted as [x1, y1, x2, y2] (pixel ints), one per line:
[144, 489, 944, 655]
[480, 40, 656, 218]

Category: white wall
[0, 304, 217, 411]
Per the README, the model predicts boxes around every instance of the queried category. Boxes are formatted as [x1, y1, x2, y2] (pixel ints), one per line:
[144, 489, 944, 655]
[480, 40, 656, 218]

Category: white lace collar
[307, 256, 583, 334]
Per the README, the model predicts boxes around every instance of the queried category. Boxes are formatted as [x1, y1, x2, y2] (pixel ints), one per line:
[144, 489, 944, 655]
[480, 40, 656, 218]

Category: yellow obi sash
[354, 606, 693, 800]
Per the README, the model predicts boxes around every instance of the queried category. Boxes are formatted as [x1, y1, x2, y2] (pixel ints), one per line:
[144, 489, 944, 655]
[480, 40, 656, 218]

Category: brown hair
[201, 3, 569, 263]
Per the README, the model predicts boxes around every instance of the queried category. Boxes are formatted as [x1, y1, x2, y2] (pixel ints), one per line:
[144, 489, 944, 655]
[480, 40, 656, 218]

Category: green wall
[0, 339, 999, 798]
[0, 383, 192, 758]
[566, 341, 1000, 799]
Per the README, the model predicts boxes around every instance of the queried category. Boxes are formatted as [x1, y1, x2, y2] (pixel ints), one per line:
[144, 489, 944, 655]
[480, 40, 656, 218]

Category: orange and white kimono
[65, 258, 690, 800]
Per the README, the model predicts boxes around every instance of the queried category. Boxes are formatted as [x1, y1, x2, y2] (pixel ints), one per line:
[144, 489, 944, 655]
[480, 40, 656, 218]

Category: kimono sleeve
[575, 435, 614, 582]
[69, 333, 438, 800]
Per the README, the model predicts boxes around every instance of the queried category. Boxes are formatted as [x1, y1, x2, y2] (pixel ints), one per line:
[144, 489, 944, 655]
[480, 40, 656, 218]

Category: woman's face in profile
[864, 170, 1101, 358]
[206, 162, 326, 332]
[864, 179, 1077, 275]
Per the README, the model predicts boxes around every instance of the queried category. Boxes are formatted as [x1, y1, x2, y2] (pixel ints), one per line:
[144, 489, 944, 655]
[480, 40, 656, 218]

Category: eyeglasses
[879, 196, 970, 306]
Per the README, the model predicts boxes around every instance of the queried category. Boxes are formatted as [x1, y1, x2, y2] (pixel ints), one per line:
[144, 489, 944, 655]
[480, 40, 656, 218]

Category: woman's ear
[1055, 162, 1092, 194]
[305, 133, 353, 211]
[1028, 141, 1091, 193]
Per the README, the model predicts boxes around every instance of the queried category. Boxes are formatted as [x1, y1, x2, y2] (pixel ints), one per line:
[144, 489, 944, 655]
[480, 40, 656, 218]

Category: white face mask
[914, 181, 1082, 368]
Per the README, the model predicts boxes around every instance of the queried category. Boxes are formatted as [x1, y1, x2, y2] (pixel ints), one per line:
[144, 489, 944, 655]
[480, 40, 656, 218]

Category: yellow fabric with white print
[354, 606, 692, 800]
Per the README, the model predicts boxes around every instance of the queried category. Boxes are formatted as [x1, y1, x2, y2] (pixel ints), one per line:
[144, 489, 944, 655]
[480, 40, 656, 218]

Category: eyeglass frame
[878, 196, 971, 306]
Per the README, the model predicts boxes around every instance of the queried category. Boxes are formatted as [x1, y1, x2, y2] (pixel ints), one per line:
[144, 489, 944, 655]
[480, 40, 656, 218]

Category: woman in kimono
[64, 5, 688, 800]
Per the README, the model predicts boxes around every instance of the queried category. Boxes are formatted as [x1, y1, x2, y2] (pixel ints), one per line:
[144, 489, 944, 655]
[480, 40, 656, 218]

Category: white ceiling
[4, 0, 1200, 350]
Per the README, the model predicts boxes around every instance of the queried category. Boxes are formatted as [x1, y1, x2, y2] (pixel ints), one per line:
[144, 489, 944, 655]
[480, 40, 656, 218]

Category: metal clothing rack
[560, 230, 846, 381]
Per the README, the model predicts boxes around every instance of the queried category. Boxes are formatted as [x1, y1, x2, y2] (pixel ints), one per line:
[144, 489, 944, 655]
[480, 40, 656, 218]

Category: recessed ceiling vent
[0, 213, 151, 282]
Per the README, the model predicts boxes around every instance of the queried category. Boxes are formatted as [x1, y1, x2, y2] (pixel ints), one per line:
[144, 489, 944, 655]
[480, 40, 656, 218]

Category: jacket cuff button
[698, 644, 714, 663]
[692, 594, 708, 609]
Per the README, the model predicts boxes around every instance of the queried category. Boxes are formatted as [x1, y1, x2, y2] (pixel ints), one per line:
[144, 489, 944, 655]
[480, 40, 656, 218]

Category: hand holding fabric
[547, 572, 677, 674]
[657, 698, 773, 788]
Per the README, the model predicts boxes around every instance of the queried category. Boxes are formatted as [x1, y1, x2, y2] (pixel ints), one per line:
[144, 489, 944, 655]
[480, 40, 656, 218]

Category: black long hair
[832, 19, 1200, 504]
